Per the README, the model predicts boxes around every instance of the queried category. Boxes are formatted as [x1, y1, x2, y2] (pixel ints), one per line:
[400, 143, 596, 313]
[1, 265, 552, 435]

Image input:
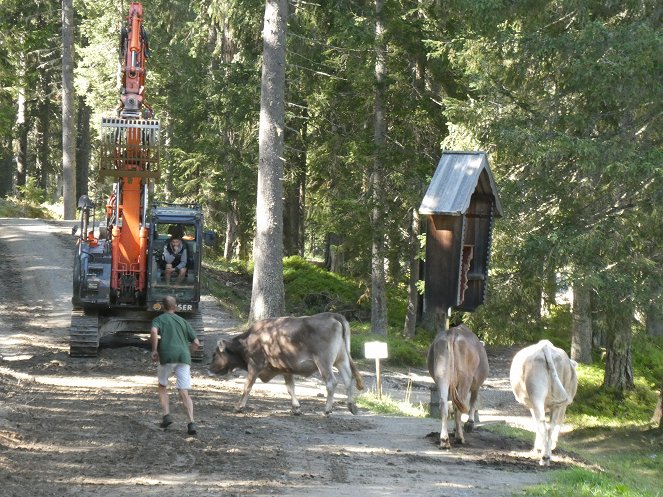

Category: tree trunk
[646, 303, 663, 337]
[224, 195, 238, 259]
[283, 103, 307, 257]
[36, 68, 51, 192]
[249, 0, 287, 322]
[403, 207, 421, 339]
[61, 0, 77, 219]
[370, 0, 388, 337]
[571, 281, 593, 364]
[591, 292, 607, 349]
[652, 375, 663, 429]
[75, 97, 91, 201]
[14, 53, 28, 192]
[603, 301, 635, 392]
[0, 141, 12, 196]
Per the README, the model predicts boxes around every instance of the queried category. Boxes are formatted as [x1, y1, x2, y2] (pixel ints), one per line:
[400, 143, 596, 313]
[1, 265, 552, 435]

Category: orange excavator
[71, 2, 205, 358]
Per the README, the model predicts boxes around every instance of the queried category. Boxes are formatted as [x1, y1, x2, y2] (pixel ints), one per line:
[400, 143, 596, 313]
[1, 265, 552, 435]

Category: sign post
[364, 341, 388, 399]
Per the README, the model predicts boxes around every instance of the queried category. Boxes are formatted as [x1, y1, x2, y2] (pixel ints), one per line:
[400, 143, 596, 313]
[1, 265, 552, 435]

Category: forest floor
[0, 218, 591, 497]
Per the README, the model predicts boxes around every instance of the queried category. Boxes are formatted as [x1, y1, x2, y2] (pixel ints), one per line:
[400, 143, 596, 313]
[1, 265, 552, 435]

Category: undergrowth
[568, 336, 663, 428]
[0, 196, 56, 219]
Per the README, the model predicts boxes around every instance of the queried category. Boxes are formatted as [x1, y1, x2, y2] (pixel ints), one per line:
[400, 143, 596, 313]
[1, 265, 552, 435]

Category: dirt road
[0, 218, 577, 497]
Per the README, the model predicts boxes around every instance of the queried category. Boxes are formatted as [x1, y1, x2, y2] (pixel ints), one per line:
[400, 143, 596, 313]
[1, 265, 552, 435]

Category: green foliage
[16, 177, 45, 205]
[350, 327, 427, 368]
[568, 363, 659, 428]
[631, 335, 663, 387]
[283, 256, 371, 318]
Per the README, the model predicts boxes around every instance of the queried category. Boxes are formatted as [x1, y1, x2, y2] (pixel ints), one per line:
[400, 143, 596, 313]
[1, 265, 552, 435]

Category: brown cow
[208, 312, 364, 415]
[427, 324, 489, 449]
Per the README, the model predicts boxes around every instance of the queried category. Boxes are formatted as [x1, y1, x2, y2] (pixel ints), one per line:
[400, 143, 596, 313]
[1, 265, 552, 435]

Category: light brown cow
[509, 340, 577, 466]
[208, 312, 364, 415]
[427, 324, 489, 449]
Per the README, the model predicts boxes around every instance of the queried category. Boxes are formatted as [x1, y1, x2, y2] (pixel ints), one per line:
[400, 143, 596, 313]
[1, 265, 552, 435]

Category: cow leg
[236, 369, 259, 413]
[337, 360, 358, 415]
[529, 404, 549, 463]
[465, 386, 480, 432]
[549, 404, 567, 451]
[435, 380, 451, 449]
[283, 374, 302, 415]
[454, 407, 465, 444]
[538, 407, 556, 467]
[318, 365, 337, 415]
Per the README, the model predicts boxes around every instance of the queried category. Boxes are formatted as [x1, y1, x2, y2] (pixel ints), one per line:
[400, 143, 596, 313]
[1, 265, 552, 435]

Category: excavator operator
[162, 236, 187, 286]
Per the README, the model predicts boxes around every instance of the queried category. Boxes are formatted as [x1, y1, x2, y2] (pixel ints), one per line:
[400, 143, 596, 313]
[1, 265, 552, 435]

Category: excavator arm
[99, 1, 159, 305]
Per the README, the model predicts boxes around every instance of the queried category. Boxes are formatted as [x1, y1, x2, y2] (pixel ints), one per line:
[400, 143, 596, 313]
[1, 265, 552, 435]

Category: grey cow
[209, 312, 364, 415]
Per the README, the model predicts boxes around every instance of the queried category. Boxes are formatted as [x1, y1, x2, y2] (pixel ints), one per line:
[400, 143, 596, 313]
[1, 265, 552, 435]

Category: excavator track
[70, 308, 100, 357]
[183, 310, 205, 362]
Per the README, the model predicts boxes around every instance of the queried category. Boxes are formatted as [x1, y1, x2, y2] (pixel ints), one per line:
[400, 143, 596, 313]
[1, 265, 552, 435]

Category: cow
[427, 324, 489, 449]
[509, 340, 578, 466]
[208, 312, 365, 415]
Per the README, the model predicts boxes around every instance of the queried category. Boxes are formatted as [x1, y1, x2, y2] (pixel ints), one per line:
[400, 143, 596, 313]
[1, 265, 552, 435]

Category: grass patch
[558, 426, 663, 497]
[0, 196, 56, 219]
[356, 391, 428, 417]
[482, 422, 533, 445]
[523, 467, 659, 497]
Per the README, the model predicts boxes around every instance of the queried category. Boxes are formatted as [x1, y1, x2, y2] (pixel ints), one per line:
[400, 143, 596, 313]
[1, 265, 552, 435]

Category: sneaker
[160, 414, 173, 429]
[187, 422, 197, 435]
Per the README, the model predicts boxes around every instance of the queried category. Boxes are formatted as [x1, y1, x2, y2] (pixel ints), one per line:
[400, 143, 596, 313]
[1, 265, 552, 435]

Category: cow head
[208, 338, 246, 376]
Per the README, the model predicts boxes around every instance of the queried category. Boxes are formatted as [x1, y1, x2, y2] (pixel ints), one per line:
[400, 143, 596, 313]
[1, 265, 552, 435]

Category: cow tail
[340, 315, 365, 390]
[448, 328, 469, 414]
[350, 359, 365, 390]
[543, 343, 570, 405]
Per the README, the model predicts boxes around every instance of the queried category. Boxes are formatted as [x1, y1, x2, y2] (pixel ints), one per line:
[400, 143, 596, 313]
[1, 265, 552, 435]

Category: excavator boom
[100, 1, 159, 305]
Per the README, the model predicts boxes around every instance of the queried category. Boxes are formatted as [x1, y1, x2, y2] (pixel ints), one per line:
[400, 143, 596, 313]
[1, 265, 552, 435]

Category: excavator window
[167, 224, 185, 239]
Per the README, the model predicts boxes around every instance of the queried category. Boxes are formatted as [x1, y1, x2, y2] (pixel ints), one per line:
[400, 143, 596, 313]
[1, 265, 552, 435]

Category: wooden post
[375, 357, 382, 400]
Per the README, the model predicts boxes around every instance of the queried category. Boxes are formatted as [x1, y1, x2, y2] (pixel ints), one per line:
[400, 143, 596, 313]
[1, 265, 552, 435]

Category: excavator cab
[146, 203, 204, 311]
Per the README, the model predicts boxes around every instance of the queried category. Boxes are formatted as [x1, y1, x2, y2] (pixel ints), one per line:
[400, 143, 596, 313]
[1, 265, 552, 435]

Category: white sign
[364, 341, 388, 359]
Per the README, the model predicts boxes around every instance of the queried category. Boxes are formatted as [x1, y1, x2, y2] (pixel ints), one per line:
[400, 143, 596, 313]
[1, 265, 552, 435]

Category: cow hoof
[464, 420, 475, 433]
[233, 406, 245, 414]
[348, 403, 358, 415]
[539, 456, 550, 467]
[291, 407, 302, 416]
[439, 439, 451, 450]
